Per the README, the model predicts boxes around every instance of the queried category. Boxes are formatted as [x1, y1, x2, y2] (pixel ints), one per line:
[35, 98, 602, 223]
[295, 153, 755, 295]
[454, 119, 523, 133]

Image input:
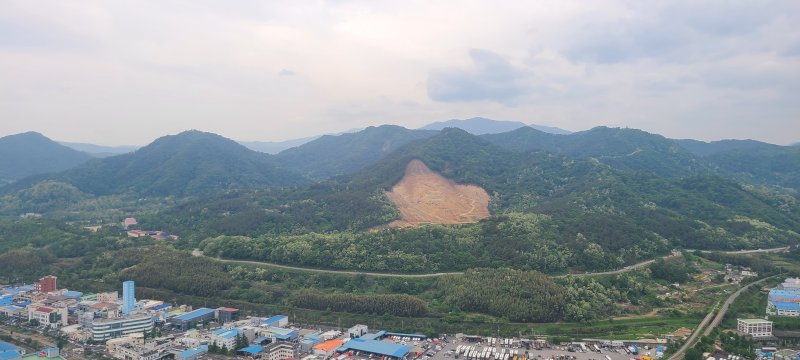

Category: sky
[1, 0, 798, 146]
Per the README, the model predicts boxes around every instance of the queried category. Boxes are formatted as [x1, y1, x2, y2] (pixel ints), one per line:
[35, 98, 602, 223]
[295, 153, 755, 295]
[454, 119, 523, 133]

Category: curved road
[668, 275, 779, 360]
[192, 246, 789, 278]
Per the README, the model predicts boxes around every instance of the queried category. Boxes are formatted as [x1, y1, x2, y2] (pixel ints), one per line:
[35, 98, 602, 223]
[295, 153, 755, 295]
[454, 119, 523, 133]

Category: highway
[193, 246, 789, 278]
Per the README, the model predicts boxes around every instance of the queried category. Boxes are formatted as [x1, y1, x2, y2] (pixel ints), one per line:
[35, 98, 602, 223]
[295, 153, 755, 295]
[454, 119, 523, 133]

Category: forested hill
[481, 126, 708, 178]
[274, 125, 436, 180]
[0, 132, 92, 183]
[2, 130, 308, 197]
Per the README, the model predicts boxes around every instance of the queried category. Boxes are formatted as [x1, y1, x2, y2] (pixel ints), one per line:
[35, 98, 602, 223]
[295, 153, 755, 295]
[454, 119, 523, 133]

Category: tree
[685, 348, 703, 360]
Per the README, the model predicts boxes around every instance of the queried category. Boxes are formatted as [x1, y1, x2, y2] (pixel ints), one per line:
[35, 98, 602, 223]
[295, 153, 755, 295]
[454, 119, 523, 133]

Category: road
[667, 275, 779, 360]
[703, 276, 776, 336]
[193, 246, 789, 278]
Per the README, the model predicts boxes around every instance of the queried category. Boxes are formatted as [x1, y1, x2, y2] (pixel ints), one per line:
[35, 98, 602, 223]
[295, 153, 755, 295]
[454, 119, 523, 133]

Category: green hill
[275, 125, 436, 179]
[0, 132, 92, 183]
[4, 130, 308, 197]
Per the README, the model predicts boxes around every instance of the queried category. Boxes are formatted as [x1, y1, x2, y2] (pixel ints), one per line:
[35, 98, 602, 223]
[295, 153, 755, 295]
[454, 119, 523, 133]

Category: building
[35, 276, 57, 293]
[122, 281, 135, 316]
[169, 308, 215, 330]
[91, 313, 154, 341]
[779, 278, 800, 291]
[0, 341, 22, 360]
[210, 328, 242, 351]
[97, 291, 118, 303]
[28, 305, 68, 328]
[261, 327, 299, 342]
[348, 324, 369, 338]
[263, 315, 289, 328]
[737, 319, 773, 338]
[336, 338, 413, 360]
[313, 339, 344, 357]
[215, 307, 239, 323]
[263, 342, 296, 360]
[767, 289, 800, 317]
[174, 345, 208, 360]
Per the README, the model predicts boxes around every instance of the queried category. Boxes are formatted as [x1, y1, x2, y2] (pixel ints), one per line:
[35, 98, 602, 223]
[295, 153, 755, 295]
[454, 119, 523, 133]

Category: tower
[122, 280, 135, 316]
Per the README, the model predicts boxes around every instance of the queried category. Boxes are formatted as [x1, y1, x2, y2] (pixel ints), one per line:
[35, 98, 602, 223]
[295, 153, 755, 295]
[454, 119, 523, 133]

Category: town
[1, 275, 799, 360]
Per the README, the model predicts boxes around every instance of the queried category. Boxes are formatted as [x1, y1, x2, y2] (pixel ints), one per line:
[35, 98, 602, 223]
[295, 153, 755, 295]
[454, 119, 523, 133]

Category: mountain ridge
[0, 132, 92, 183]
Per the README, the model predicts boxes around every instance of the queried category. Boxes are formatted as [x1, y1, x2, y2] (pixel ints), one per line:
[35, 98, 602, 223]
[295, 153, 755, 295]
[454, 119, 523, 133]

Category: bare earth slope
[386, 159, 490, 227]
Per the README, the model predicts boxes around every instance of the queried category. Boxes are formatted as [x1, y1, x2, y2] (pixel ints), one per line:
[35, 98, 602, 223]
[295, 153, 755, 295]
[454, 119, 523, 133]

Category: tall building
[35, 276, 57, 293]
[122, 281, 135, 316]
[737, 319, 773, 338]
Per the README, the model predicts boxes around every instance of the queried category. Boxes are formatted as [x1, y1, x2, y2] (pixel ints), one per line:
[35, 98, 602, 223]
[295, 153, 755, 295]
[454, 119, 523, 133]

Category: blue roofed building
[263, 315, 288, 328]
[211, 328, 242, 350]
[0, 341, 21, 360]
[336, 338, 414, 359]
[176, 345, 208, 360]
[170, 307, 215, 330]
[62, 290, 83, 300]
[238, 344, 264, 356]
[767, 288, 800, 317]
[262, 327, 299, 342]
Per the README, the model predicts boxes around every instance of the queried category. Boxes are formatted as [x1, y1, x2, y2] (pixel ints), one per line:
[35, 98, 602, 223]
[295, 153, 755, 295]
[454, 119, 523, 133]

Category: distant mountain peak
[419, 117, 571, 135]
[0, 132, 92, 182]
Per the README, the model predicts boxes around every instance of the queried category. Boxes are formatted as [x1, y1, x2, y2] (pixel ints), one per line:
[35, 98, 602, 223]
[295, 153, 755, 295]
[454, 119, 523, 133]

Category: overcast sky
[1, 1, 798, 145]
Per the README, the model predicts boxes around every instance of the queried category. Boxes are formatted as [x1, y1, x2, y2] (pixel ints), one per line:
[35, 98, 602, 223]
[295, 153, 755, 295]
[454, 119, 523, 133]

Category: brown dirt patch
[386, 159, 490, 228]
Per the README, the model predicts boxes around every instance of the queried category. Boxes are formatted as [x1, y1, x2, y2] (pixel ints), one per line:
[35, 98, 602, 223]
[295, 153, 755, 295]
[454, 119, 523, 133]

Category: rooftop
[263, 315, 288, 324]
[772, 301, 800, 311]
[315, 339, 344, 352]
[738, 318, 772, 324]
[337, 339, 413, 358]
[212, 328, 241, 339]
[239, 345, 263, 355]
[173, 307, 215, 321]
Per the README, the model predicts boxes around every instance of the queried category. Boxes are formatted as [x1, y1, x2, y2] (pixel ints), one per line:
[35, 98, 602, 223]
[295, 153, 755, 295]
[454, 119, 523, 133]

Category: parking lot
[426, 338, 651, 360]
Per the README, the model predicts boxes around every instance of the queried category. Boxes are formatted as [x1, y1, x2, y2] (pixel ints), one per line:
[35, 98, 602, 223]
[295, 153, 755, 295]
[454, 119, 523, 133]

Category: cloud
[427, 49, 530, 103]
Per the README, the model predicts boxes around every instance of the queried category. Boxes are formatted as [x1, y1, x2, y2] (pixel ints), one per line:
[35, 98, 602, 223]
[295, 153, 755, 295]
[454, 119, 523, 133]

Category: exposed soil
[386, 159, 490, 228]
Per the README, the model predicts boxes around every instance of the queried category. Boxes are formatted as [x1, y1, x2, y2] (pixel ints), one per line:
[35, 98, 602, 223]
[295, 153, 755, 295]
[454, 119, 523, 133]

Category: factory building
[90, 313, 154, 341]
[169, 308, 215, 330]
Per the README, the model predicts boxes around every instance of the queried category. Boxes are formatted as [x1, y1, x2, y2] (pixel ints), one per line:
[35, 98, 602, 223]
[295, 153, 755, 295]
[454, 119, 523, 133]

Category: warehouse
[169, 308, 215, 330]
[336, 338, 414, 359]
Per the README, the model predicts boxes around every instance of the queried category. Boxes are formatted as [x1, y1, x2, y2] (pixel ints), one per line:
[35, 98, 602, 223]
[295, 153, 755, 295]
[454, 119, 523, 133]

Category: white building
[210, 328, 241, 351]
[264, 342, 296, 360]
[28, 305, 68, 328]
[348, 324, 368, 338]
[737, 319, 773, 338]
[91, 314, 154, 341]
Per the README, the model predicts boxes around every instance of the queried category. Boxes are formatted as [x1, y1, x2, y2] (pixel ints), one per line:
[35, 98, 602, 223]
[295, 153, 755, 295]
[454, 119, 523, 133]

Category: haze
[1, 0, 798, 145]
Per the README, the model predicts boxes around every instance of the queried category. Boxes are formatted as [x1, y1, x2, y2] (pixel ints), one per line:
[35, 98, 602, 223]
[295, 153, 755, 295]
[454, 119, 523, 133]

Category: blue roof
[63, 290, 83, 298]
[304, 333, 322, 340]
[772, 301, 800, 311]
[0, 342, 15, 351]
[770, 289, 800, 301]
[360, 331, 386, 341]
[178, 345, 208, 359]
[174, 308, 215, 321]
[385, 332, 427, 339]
[212, 328, 241, 339]
[0, 351, 21, 360]
[301, 339, 320, 345]
[150, 303, 172, 311]
[239, 345, 264, 354]
[263, 315, 288, 324]
[337, 339, 413, 358]
[274, 331, 299, 340]
[254, 337, 269, 344]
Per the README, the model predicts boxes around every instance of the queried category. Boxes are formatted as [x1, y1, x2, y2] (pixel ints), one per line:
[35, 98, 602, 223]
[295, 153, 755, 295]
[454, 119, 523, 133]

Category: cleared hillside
[386, 160, 490, 227]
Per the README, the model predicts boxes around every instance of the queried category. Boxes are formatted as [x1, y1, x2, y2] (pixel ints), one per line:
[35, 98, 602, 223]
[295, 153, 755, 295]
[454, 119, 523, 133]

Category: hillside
[675, 139, 782, 156]
[239, 136, 319, 154]
[482, 126, 708, 178]
[386, 159, 490, 227]
[5, 130, 307, 197]
[0, 132, 92, 183]
[275, 125, 436, 179]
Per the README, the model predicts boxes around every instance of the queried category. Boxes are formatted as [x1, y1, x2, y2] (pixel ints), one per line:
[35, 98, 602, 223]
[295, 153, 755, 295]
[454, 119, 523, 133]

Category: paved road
[703, 276, 777, 336]
[668, 275, 779, 360]
[193, 246, 789, 278]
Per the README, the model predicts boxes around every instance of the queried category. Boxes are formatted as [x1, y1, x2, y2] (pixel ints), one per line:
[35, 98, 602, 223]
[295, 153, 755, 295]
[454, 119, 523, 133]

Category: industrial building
[169, 308, 215, 330]
[737, 318, 773, 338]
[336, 338, 414, 359]
[348, 324, 369, 338]
[767, 289, 800, 317]
[90, 313, 155, 341]
[215, 307, 239, 323]
[263, 315, 289, 328]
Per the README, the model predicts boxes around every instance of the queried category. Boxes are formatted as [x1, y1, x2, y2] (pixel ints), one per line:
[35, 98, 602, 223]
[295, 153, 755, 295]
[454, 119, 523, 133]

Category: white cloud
[0, 0, 798, 145]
